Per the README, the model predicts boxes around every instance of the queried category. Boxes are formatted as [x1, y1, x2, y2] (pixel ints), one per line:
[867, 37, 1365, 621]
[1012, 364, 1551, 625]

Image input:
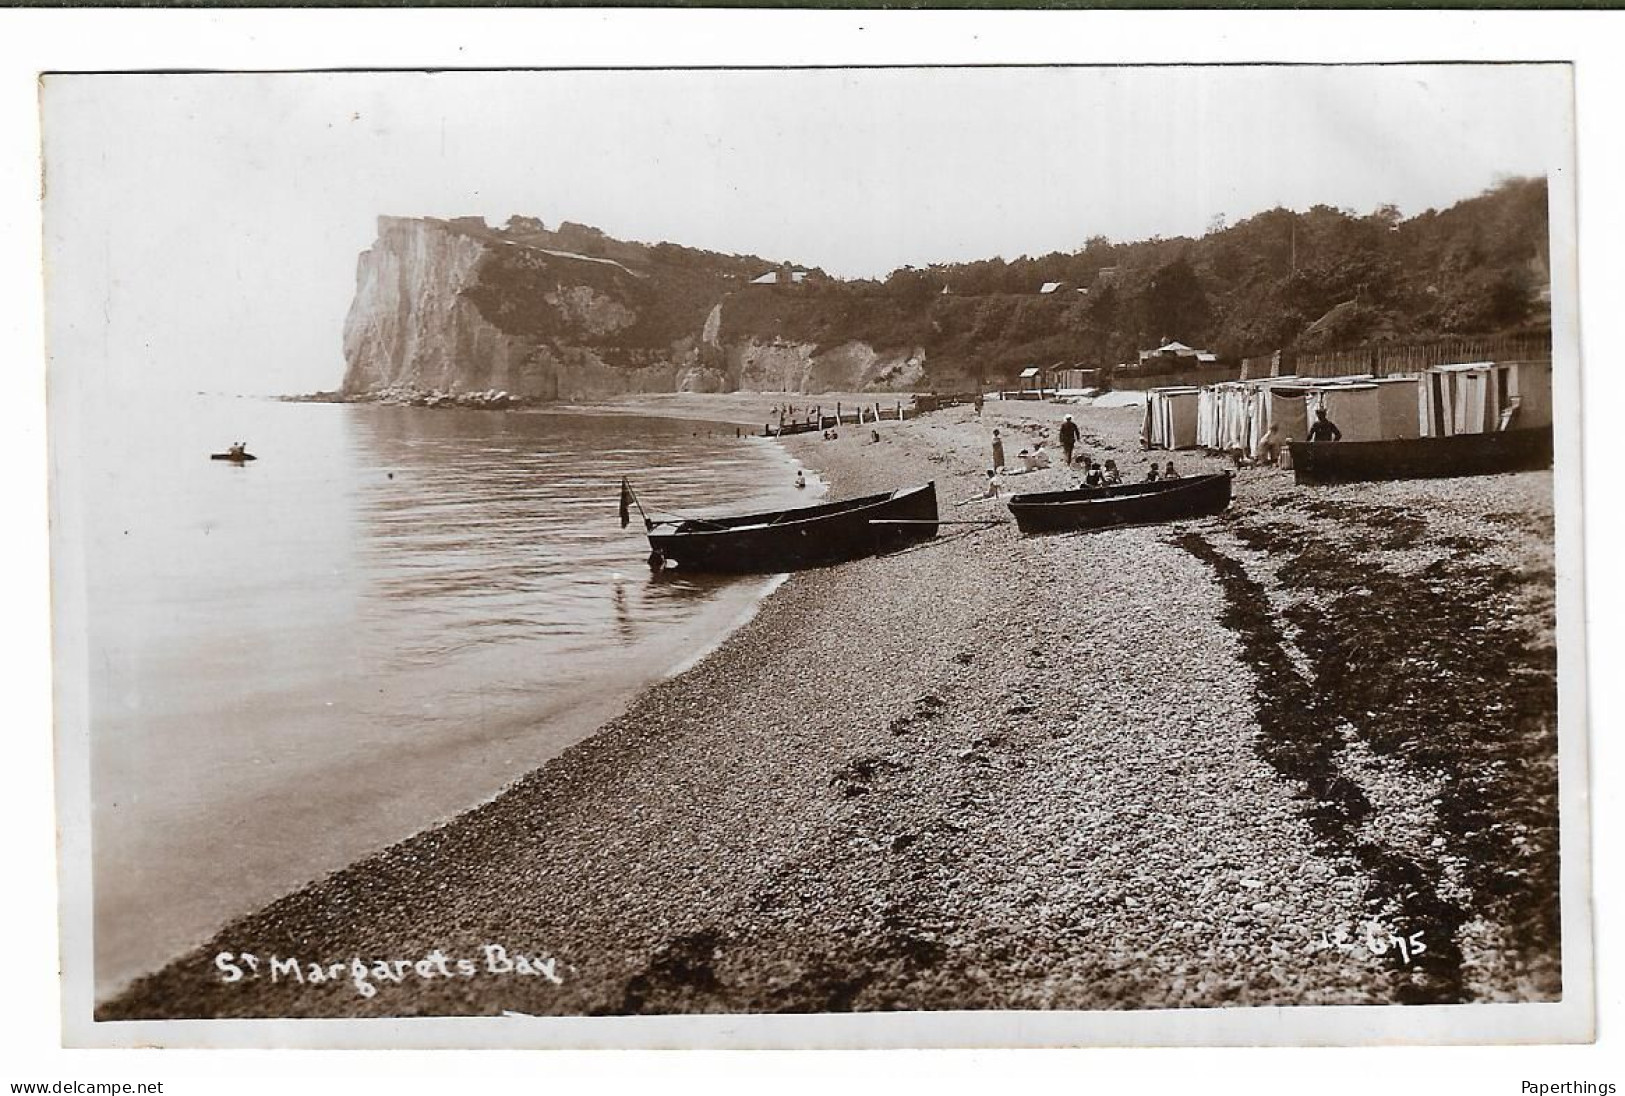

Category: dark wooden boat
[1288, 426, 1553, 486]
[210, 452, 257, 462]
[646, 482, 938, 573]
[1007, 472, 1233, 534]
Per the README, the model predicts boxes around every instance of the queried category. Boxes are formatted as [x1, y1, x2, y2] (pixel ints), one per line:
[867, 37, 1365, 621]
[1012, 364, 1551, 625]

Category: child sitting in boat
[1082, 463, 1106, 488]
[1163, 461, 1181, 479]
[1102, 459, 1122, 485]
[1144, 464, 1160, 482]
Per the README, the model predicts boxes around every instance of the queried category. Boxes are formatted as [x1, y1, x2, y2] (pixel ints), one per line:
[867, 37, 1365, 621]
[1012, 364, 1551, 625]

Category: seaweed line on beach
[1177, 491, 1559, 1003]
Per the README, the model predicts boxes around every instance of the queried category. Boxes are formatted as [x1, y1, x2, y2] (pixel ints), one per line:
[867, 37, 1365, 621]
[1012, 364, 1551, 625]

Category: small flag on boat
[619, 477, 633, 529]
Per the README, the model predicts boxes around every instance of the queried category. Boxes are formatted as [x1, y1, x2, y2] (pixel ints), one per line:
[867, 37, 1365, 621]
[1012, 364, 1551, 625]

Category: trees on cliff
[441, 177, 1549, 389]
[888, 176, 1550, 381]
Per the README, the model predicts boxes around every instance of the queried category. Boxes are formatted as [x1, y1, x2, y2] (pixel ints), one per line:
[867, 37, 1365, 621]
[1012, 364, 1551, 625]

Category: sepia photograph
[40, 59, 1590, 1048]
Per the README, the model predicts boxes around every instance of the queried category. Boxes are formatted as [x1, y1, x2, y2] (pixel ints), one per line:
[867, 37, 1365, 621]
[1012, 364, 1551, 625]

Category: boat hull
[1288, 427, 1553, 486]
[648, 482, 939, 573]
[210, 453, 257, 462]
[1007, 472, 1233, 534]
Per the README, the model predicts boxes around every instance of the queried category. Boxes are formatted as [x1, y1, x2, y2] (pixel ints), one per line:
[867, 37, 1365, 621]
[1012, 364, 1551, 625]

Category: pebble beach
[99, 396, 1561, 1019]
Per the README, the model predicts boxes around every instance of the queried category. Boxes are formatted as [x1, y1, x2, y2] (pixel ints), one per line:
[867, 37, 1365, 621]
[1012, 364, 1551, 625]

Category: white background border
[3, 8, 1619, 1092]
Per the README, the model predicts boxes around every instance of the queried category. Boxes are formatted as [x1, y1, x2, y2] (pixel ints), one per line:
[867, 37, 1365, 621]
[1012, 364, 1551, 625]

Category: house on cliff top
[1131, 340, 1219, 371]
[750, 263, 811, 287]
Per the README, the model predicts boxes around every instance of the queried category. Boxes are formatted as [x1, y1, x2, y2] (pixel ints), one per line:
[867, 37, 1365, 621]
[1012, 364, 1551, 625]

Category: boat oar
[619, 477, 653, 530]
[622, 479, 736, 531]
[871, 521, 1007, 559]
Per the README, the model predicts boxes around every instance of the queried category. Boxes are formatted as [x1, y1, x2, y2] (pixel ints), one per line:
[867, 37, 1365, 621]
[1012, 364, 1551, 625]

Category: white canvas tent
[1191, 373, 1421, 455]
[1144, 386, 1202, 450]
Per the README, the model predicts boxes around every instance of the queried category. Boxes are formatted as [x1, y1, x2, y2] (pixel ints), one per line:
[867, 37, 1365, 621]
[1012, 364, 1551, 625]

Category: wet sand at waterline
[101, 396, 1559, 1018]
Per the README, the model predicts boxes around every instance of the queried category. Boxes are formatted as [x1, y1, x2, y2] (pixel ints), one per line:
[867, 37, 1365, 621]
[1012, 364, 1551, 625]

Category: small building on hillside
[1000, 366, 1050, 400]
[1131, 340, 1209, 371]
[750, 263, 811, 287]
[1051, 364, 1104, 391]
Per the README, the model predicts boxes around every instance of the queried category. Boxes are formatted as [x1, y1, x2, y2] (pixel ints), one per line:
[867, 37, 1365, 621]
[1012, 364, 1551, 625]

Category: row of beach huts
[1142, 360, 1554, 455]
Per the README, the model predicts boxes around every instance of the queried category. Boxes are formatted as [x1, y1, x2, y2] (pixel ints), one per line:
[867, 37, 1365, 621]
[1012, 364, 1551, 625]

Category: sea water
[74, 396, 810, 998]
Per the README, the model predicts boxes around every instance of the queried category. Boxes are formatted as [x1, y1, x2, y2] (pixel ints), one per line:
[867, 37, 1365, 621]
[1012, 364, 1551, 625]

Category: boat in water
[1287, 426, 1553, 486]
[645, 482, 939, 573]
[1007, 472, 1233, 534]
[209, 451, 257, 462]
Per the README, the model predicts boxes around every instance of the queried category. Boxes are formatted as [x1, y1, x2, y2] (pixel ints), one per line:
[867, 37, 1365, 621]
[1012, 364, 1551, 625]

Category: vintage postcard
[42, 61, 1591, 1048]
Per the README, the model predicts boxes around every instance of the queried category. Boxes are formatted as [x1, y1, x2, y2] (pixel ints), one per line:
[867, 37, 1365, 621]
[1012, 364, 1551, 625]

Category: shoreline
[91, 398, 818, 1000]
[280, 390, 919, 431]
[100, 396, 1560, 1019]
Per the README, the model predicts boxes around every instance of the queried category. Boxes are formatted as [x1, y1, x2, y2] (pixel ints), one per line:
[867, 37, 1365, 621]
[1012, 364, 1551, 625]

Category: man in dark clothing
[1059, 414, 1081, 465]
[1307, 408, 1343, 442]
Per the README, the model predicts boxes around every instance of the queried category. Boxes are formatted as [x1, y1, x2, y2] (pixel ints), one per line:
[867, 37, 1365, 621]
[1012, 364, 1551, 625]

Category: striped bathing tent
[1181, 375, 1414, 453]
[1153, 361, 1553, 456]
[1142, 386, 1202, 450]
[1419, 361, 1554, 436]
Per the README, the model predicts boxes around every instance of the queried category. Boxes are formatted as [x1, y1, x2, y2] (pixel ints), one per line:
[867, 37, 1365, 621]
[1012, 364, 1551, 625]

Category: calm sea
[82, 396, 812, 998]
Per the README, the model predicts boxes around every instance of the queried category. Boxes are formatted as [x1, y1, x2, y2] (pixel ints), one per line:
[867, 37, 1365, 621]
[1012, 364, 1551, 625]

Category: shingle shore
[100, 398, 1559, 1019]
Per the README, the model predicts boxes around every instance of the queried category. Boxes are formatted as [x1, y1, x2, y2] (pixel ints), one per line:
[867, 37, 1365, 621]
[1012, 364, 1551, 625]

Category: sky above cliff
[42, 64, 1572, 395]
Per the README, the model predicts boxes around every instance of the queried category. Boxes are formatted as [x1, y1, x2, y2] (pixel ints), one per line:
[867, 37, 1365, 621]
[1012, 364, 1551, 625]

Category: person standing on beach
[1308, 408, 1343, 443]
[1059, 414, 1081, 465]
[992, 429, 1005, 472]
[1255, 422, 1284, 464]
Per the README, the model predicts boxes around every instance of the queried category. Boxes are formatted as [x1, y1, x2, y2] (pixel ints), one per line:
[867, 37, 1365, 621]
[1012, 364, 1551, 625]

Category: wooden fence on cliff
[1285, 331, 1553, 379]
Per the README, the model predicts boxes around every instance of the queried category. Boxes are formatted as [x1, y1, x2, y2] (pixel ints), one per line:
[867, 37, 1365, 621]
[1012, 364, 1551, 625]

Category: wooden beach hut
[1419, 361, 1553, 437]
[1373, 377, 1422, 440]
[1312, 383, 1384, 443]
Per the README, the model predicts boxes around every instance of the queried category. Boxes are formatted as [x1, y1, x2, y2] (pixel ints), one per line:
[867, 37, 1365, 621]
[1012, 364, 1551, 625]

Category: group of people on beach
[985, 416, 1180, 493]
[1230, 408, 1342, 468]
[981, 406, 1343, 497]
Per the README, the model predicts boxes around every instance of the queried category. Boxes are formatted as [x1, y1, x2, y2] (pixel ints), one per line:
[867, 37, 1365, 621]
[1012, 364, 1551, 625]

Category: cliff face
[340, 216, 921, 400]
[342, 217, 702, 399]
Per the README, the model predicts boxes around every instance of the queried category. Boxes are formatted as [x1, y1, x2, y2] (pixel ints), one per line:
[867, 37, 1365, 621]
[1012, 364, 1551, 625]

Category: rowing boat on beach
[1006, 472, 1233, 534]
[1288, 426, 1553, 486]
[645, 482, 939, 572]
